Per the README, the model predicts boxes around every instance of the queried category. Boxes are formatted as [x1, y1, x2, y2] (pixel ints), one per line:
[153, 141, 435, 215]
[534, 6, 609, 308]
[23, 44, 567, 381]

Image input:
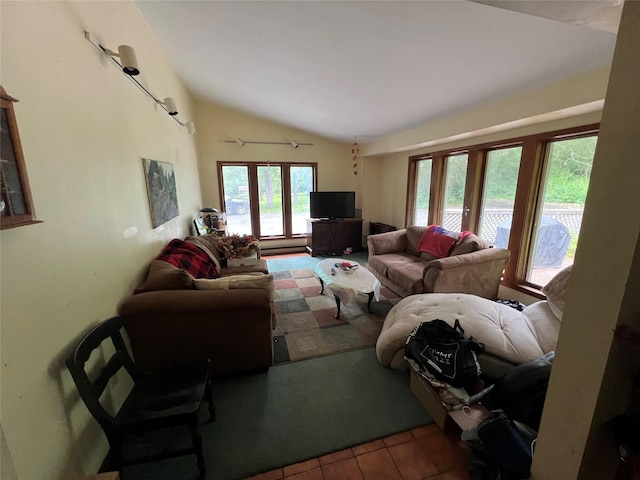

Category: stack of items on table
[118, 235, 278, 377]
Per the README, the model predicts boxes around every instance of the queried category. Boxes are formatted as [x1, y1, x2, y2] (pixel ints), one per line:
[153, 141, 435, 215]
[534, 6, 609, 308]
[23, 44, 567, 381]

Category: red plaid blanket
[156, 239, 219, 279]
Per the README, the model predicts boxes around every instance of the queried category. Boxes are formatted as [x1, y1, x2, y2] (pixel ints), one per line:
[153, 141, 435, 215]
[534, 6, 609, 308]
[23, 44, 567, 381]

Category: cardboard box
[227, 253, 258, 267]
[409, 370, 490, 431]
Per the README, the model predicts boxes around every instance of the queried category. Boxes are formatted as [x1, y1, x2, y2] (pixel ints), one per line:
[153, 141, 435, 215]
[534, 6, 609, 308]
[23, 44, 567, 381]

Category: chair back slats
[92, 350, 132, 399]
[66, 316, 212, 478]
[66, 317, 132, 428]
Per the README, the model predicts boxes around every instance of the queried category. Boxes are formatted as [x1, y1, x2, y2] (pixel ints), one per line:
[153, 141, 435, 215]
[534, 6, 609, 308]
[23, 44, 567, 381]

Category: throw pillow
[136, 260, 193, 293]
[193, 274, 279, 301]
[156, 238, 220, 279]
[450, 233, 488, 256]
[542, 264, 573, 320]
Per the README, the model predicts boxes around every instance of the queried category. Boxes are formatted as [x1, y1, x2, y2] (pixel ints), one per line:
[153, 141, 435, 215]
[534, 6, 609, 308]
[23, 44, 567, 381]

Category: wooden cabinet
[306, 218, 363, 256]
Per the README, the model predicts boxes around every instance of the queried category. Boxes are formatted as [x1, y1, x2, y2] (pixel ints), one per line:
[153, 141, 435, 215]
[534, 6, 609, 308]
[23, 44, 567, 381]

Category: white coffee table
[313, 258, 381, 319]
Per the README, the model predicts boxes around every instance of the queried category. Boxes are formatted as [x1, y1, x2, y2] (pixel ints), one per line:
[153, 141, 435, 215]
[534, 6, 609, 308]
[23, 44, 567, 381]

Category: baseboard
[261, 246, 308, 256]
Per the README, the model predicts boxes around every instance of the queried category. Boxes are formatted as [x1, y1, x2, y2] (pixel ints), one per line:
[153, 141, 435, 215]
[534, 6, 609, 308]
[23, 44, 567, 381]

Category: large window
[218, 161, 316, 240]
[408, 125, 598, 293]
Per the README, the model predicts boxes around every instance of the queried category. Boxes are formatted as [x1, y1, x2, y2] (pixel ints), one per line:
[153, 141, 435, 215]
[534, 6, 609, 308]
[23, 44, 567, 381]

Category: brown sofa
[119, 235, 276, 377]
[367, 225, 509, 299]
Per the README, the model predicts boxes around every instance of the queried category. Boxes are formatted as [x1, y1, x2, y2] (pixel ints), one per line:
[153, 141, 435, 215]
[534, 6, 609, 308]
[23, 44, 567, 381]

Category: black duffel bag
[405, 319, 484, 387]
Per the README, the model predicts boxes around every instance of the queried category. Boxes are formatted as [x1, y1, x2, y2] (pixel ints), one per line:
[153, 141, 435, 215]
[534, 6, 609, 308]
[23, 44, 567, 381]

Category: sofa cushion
[450, 233, 489, 256]
[406, 225, 428, 256]
[193, 274, 279, 301]
[157, 239, 220, 279]
[136, 260, 194, 293]
[387, 262, 427, 295]
[368, 252, 424, 278]
[542, 264, 573, 320]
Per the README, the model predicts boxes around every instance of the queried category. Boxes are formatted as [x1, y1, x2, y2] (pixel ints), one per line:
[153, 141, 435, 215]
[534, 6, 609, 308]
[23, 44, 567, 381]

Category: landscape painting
[143, 158, 179, 228]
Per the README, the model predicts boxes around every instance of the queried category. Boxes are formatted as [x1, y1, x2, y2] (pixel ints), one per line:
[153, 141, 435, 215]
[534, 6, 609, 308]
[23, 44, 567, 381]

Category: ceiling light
[291, 140, 299, 149]
[236, 138, 246, 147]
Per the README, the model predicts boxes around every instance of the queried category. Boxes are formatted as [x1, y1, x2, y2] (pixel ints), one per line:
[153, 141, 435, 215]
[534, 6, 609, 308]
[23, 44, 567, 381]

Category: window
[479, 146, 522, 246]
[443, 154, 468, 231]
[411, 158, 432, 226]
[527, 135, 596, 286]
[218, 161, 316, 240]
[1, 87, 39, 229]
[408, 124, 598, 293]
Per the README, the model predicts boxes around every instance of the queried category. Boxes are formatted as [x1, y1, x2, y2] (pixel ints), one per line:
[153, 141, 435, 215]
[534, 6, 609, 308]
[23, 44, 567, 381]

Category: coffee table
[314, 258, 381, 319]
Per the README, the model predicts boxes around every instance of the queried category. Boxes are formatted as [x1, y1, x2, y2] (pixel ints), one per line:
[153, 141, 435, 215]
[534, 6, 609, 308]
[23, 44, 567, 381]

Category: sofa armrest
[367, 229, 407, 256]
[119, 289, 274, 375]
[423, 248, 510, 299]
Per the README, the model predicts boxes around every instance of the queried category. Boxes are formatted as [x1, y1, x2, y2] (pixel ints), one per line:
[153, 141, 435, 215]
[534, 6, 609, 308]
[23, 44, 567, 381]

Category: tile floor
[245, 423, 471, 480]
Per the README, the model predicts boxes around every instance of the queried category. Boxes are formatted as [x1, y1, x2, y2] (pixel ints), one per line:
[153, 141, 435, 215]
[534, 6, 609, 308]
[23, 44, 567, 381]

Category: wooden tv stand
[306, 218, 363, 257]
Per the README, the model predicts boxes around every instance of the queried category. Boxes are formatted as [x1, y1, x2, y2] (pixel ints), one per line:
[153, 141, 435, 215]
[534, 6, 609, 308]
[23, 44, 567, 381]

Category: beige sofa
[119, 235, 277, 377]
[367, 225, 509, 299]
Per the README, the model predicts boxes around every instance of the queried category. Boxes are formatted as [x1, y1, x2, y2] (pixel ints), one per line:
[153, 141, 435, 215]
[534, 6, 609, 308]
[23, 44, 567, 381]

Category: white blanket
[376, 293, 560, 370]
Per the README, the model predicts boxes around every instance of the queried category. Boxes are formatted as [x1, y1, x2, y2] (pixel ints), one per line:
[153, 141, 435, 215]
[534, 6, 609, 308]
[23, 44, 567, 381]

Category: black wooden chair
[66, 316, 215, 478]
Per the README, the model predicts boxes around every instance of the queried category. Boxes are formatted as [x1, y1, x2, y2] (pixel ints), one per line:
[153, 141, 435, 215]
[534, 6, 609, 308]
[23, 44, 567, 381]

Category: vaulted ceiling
[135, 0, 621, 144]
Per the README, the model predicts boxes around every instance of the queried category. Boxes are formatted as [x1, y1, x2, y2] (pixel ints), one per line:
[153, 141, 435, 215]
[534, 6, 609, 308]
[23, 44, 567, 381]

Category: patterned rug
[270, 265, 401, 364]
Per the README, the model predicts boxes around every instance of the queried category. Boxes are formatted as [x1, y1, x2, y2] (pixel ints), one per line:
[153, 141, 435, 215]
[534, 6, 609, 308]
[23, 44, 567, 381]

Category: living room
[1, 2, 639, 480]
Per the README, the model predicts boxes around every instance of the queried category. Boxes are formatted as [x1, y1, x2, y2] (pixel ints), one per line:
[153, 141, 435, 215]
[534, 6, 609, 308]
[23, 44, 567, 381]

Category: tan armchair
[367, 225, 509, 299]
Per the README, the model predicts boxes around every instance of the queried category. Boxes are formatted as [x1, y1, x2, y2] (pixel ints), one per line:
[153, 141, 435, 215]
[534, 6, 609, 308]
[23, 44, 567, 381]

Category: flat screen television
[310, 191, 356, 219]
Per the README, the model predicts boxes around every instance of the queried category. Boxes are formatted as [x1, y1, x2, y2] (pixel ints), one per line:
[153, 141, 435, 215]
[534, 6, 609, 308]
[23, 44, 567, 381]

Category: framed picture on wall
[142, 158, 179, 228]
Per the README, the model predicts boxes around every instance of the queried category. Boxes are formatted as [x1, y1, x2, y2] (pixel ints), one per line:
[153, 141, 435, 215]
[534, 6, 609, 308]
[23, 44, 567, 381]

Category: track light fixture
[220, 139, 313, 148]
[84, 32, 195, 134]
[158, 97, 178, 116]
[103, 45, 140, 76]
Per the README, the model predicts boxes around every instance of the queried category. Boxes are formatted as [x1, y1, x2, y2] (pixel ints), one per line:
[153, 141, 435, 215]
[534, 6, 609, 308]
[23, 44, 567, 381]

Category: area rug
[267, 254, 401, 364]
[120, 348, 433, 480]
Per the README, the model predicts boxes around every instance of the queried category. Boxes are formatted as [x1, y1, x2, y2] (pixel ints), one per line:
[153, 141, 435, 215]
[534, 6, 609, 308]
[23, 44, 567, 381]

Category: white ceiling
[135, 0, 621, 144]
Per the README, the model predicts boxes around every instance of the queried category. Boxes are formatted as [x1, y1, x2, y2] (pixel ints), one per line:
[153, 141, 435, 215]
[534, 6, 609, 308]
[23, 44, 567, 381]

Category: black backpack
[405, 319, 485, 387]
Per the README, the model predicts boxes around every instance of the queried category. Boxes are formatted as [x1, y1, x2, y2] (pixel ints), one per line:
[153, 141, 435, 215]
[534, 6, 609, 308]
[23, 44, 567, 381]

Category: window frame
[408, 124, 599, 297]
[1, 88, 40, 230]
[217, 161, 317, 241]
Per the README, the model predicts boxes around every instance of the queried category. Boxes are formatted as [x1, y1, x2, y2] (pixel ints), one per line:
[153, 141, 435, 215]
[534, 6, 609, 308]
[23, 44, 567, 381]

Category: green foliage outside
[443, 136, 596, 207]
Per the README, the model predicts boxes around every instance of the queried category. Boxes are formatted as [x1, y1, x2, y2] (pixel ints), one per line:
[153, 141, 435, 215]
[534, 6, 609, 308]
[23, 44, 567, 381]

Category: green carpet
[121, 348, 432, 480]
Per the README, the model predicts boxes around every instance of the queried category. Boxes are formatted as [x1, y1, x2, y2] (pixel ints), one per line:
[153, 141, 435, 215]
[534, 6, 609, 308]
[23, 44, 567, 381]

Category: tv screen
[310, 191, 356, 219]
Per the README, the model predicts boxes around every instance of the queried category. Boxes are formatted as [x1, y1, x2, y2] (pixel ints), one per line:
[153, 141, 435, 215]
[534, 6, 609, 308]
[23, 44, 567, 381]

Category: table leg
[367, 292, 374, 313]
[335, 296, 341, 320]
[319, 277, 325, 295]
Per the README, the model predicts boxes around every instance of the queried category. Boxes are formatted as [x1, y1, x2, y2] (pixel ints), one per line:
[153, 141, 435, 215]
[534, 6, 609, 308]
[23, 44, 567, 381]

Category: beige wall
[1, 2, 201, 479]
[193, 102, 358, 247]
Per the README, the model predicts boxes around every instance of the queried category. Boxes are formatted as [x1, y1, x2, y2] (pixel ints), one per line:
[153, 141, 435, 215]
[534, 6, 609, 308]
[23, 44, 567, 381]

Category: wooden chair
[66, 316, 214, 478]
